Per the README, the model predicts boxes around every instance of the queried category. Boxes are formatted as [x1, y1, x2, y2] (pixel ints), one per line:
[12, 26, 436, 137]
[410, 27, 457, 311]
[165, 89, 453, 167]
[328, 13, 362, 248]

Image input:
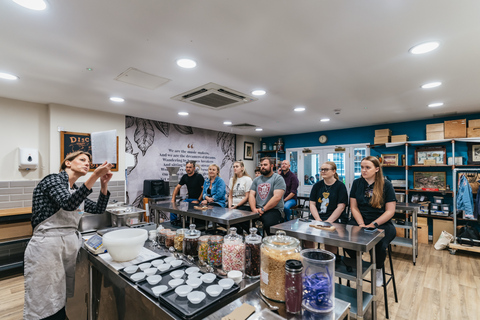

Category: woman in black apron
[24, 151, 112, 320]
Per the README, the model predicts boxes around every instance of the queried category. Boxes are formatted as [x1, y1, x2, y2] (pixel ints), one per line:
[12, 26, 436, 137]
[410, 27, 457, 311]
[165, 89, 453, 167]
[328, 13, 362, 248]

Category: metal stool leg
[382, 265, 389, 319]
[388, 244, 398, 302]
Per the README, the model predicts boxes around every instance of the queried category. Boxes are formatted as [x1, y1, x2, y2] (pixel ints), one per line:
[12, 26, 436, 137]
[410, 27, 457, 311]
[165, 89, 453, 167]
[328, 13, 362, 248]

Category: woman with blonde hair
[347, 156, 396, 287]
[24, 151, 112, 320]
[201, 163, 226, 207]
[228, 160, 253, 210]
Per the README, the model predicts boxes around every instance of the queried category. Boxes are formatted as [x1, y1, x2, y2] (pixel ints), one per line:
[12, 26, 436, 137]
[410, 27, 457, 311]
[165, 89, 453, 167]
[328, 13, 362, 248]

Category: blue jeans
[284, 199, 297, 221]
[170, 198, 198, 221]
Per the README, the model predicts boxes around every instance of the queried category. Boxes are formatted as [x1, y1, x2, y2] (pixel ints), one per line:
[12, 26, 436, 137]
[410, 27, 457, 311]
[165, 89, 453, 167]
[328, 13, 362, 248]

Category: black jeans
[258, 208, 284, 236]
[345, 219, 396, 269]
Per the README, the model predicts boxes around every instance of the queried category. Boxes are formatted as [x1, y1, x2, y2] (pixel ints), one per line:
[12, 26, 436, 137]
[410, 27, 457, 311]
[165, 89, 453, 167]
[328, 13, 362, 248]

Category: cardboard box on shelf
[444, 119, 467, 138]
[426, 123, 444, 132]
[468, 119, 480, 128]
[374, 136, 390, 144]
[467, 127, 480, 138]
[427, 131, 444, 141]
[375, 129, 392, 137]
[433, 219, 454, 244]
[391, 134, 408, 143]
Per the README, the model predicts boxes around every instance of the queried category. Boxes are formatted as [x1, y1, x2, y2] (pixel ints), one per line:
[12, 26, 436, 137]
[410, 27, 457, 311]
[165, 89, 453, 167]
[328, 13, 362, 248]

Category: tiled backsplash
[0, 180, 126, 209]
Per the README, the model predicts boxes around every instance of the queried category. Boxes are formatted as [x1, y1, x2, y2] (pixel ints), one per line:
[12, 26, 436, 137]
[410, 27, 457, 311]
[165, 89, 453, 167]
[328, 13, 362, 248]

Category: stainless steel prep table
[271, 220, 385, 320]
[67, 236, 259, 320]
[150, 202, 260, 230]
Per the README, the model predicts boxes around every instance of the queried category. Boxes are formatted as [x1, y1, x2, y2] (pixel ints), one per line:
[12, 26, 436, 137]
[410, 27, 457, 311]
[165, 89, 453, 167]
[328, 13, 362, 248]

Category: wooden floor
[1, 243, 479, 320]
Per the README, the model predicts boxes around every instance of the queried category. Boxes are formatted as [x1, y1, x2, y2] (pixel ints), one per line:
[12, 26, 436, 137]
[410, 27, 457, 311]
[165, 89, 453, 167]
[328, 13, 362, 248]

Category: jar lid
[176, 228, 187, 235]
[209, 235, 223, 243]
[245, 227, 262, 244]
[224, 227, 243, 243]
[262, 230, 300, 250]
[160, 228, 171, 234]
[285, 259, 303, 272]
[199, 235, 211, 242]
[185, 224, 201, 238]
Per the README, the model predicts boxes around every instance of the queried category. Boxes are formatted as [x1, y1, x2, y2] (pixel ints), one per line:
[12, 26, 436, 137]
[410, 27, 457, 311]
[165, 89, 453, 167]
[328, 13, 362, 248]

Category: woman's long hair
[362, 156, 384, 209]
[231, 160, 250, 188]
[323, 161, 340, 180]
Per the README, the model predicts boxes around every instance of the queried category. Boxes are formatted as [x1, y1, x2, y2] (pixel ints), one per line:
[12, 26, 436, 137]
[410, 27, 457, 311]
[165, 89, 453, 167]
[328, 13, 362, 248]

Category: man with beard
[170, 160, 204, 222]
[249, 157, 286, 235]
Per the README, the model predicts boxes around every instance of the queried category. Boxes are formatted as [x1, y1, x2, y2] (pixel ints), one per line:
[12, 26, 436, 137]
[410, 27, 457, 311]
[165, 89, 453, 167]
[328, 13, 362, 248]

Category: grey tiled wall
[0, 180, 125, 209]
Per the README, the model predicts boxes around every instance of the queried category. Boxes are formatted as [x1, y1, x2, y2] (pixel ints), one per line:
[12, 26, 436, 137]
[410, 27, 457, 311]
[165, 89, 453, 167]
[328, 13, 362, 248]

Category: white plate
[200, 273, 216, 284]
[152, 285, 168, 297]
[218, 278, 234, 290]
[175, 285, 193, 297]
[206, 285, 223, 297]
[131, 272, 146, 282]
[185, 267, 200, 275]
[170, 270, 185, 279]
[187, 291, 206, 304]
[147, 275, 162, 285]
[168, 278, 184, 288]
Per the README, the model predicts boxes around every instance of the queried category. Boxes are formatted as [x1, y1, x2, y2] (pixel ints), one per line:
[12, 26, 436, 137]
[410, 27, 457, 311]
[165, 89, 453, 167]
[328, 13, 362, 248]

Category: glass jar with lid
[165, 230, 176, 248]
[183, 224, 201, 256]
[158, 228, 170, 247]
[222, 227, 245, 273]
[207, 235, 223, 267]
[245, 227, 262, 278]
[174, 228, 187, 252]
[198, 235, 211, 264]
[260, 230, 301, 302]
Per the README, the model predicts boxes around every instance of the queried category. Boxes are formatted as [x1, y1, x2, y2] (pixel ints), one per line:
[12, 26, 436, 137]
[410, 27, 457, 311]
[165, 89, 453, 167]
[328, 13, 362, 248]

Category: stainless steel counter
[151, 202, 259, 230]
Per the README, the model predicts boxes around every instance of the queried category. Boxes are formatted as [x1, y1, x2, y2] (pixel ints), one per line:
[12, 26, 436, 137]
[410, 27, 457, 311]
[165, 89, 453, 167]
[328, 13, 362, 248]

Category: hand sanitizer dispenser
[19, 148, 38, 170]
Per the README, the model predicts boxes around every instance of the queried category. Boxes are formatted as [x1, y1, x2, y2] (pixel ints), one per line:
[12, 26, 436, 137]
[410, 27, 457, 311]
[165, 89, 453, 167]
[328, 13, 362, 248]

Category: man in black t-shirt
[170, 161, 204, 221]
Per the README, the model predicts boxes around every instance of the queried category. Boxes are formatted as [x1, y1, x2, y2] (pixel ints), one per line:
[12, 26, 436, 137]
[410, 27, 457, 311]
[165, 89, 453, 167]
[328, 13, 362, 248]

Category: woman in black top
[306, 161, 348, 252]
[348, 156, 396, 286]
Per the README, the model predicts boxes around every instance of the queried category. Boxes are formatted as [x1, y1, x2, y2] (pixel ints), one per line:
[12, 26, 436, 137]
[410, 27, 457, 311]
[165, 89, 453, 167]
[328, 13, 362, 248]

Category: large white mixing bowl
[102, 228, 148, 261]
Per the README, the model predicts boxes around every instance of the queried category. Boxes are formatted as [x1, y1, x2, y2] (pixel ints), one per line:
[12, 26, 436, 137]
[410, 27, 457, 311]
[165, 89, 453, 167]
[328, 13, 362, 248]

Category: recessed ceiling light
[421, 82, 442, 89]
[176, 59, 196, 69]
[428, 102, 444, 107]
[178, 111, 189, 116]
[255, 128, 263, 131]
[12, 0, 47, 10]
[0, 72, 19, 80]
[320, 118, 330, 122]
[251, 90, 266, 96]
[223, 121, 232, 125]
[294, 107, 306, 112]
[109, 97, 124, 102]
[409, 41, 440, 54]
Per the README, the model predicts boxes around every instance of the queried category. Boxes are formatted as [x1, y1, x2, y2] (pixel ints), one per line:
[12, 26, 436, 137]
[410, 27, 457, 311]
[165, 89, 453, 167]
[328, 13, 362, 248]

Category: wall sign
[60, 131, 119, 171]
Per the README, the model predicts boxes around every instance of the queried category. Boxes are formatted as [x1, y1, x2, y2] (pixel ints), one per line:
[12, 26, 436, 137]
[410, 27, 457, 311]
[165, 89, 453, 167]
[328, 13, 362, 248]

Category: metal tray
[138, 264, 190, 298]
[118, 256, 170, 284]
[157, 270, 240, 320]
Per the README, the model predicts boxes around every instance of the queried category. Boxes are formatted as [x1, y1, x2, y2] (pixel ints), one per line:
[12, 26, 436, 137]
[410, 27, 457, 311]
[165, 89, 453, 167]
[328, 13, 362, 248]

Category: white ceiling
[1, 0, 480, 137]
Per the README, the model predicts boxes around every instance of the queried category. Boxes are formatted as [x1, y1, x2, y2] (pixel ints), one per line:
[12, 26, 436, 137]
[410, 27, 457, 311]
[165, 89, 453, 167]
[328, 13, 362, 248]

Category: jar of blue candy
[300, 249, 335, 313]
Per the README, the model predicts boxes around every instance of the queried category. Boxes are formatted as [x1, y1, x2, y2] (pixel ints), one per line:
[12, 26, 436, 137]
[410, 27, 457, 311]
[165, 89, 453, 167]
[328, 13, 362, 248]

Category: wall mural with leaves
[125, 116, 236, 207]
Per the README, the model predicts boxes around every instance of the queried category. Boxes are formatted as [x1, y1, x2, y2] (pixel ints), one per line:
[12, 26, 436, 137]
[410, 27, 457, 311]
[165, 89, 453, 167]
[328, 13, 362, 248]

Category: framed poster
[415, 146, 446, 165]
[60, 131, 119, 171]
[413, 172, 446, 190]
[244, 141, 254, 161]
[382, 154, 399, 166]
[467, 142, 480, 164]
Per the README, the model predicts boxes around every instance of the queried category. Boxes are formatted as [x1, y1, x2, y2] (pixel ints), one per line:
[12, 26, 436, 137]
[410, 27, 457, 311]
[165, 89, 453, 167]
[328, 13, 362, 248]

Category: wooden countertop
[0, 207, 32, 218]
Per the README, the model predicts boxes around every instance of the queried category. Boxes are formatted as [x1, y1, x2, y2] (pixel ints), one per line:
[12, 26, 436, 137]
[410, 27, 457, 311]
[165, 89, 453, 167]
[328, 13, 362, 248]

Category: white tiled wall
[0, 180, 125, 209]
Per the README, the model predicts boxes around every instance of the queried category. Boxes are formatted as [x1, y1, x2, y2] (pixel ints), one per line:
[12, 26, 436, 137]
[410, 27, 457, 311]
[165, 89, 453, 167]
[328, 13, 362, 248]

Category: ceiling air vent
[171, 82, 258, 110]
[230, 123, 257, 129]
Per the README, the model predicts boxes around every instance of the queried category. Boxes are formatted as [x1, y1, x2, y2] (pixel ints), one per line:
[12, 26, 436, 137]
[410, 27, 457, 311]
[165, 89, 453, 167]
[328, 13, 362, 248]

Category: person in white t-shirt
[228, 160, 253, 210]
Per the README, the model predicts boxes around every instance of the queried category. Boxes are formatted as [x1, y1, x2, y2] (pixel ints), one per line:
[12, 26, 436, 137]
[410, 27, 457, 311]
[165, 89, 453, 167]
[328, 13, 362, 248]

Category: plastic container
[102, 229, 148, 262]
[222, 227, 245, 273]
[158, 229, 170, 246]
[207, 235, 223, 267]
[260, 230, 301, 302]
[245, 227, 261, 278]
[165, 230, 176, 248]
[301, 249, 335, 313]
[183, 224, 201, 257]
[285, 260, 303, 314]
[174, 228, 186, 252]
[198, 235, 211, 264]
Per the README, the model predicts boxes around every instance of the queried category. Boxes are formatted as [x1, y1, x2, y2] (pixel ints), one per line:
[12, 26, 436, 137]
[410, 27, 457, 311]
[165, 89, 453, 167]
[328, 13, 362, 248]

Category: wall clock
[319, 135, 328, 144]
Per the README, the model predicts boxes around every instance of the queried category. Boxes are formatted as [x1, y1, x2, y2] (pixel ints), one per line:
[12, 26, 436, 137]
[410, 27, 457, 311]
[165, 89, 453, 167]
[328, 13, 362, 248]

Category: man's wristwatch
[260, 208, 264, 213]
[373, 222, 379, 228]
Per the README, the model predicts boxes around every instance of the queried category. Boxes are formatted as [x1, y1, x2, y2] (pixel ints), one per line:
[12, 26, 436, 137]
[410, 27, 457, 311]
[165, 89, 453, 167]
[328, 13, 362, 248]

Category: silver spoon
[258, 293, 279, 311]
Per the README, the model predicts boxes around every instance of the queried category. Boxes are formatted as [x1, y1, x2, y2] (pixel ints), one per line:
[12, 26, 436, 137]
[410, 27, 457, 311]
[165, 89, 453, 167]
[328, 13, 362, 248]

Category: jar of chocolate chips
[245, 227, 262, 278]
